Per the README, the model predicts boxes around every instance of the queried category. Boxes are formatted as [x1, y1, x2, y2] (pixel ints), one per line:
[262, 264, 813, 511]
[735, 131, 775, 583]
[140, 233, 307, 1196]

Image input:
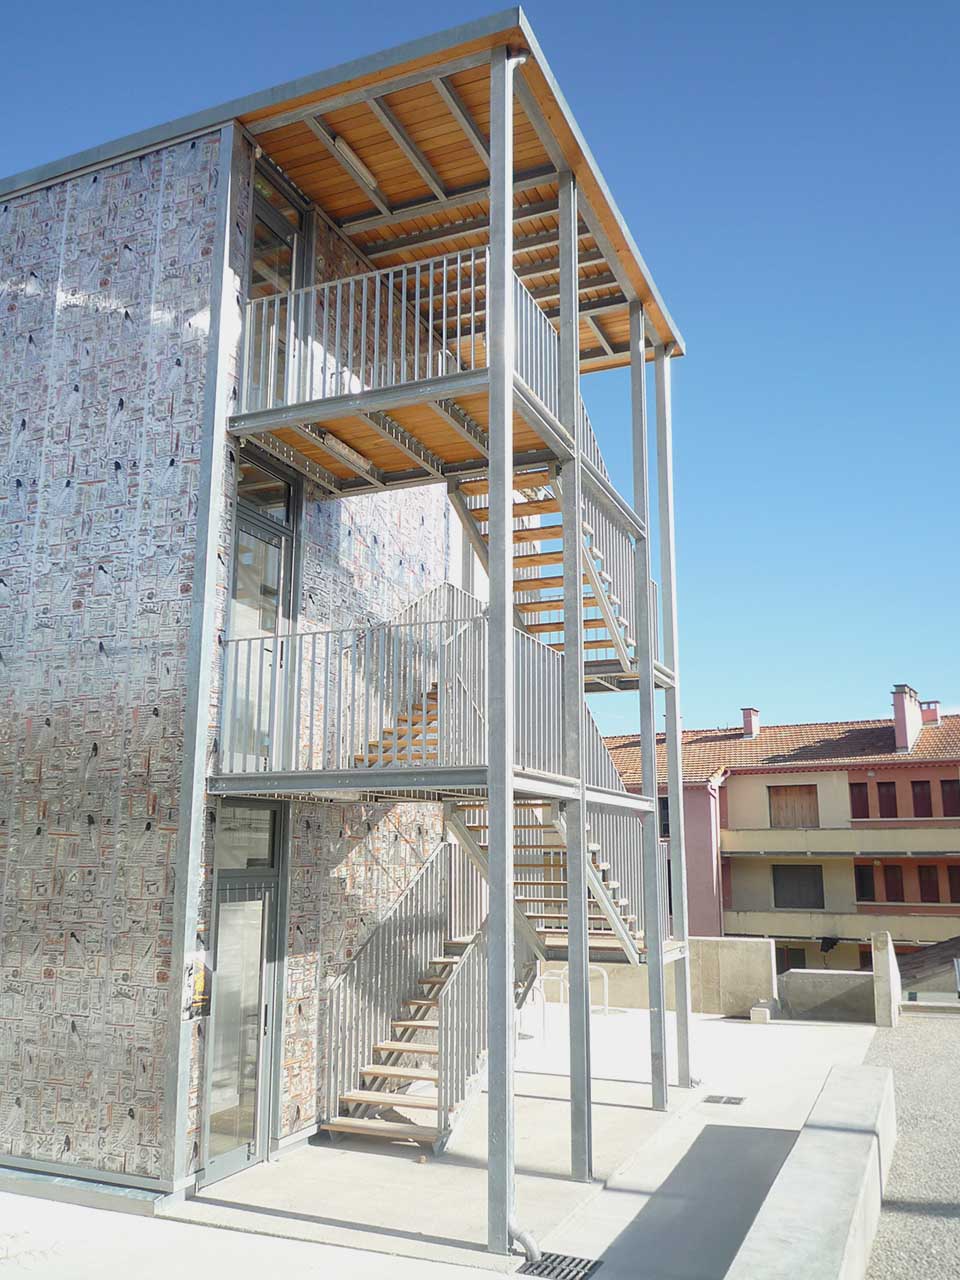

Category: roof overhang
[0, 8, 683, 369]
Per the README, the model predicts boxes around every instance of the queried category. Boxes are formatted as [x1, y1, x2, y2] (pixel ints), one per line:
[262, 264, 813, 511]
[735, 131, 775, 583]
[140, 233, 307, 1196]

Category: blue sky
[3, 1, 957, 734]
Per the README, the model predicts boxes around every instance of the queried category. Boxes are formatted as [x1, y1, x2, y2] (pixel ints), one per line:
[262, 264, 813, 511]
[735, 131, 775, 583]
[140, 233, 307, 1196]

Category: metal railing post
[630, 301, 668, 1111]
[655, 345, 694, 1088]
[559, 169, 592, 1181]
[486, 43, 522, 1258]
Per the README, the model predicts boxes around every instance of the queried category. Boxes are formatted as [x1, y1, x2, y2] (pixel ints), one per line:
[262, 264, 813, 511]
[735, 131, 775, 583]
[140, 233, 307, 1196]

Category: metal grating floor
[519, 1252, 602, 1278]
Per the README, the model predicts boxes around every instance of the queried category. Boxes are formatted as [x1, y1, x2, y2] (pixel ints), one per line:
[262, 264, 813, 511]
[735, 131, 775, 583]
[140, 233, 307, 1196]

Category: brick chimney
[921, 699, 942, 727]
[742, 707, 760, 739]
[892, 684, 923, 752]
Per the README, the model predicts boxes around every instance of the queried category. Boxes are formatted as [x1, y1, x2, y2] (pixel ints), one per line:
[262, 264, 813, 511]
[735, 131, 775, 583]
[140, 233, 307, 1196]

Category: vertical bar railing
[240, 249, 489, 414]
[323, 841, 449, 1122]
[512, 273, 560, 420]
[513, 630, 564, 777]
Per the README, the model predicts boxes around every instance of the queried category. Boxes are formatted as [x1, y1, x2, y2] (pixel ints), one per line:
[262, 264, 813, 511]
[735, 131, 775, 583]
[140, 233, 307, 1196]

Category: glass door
[201, 802, 281, 1187]
[248, 165, 306, 409]
[229, 451, 296, 771]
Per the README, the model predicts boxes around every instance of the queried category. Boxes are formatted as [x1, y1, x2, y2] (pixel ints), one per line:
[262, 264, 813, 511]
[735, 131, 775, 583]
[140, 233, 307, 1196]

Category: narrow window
[941, 779, 960, 818]
[849, 782, 869, 819]
[877, 781, 898, 819]
[912, 780, 933, 818]
[768, 785, 820, 829]
[854, 864, 876, 902]
[948, 866, 960, 904]
[772, 864, 825, 909]
[883, 864, 905, 903]
[917, 865, 940, 903]
[658, 795, 671, 839]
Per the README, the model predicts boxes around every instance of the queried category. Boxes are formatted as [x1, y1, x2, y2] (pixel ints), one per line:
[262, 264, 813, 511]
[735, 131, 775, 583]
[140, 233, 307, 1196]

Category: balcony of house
[209, 583, 654, 814]
[721, 826, 960, 856]
[723, 907, 960, 948]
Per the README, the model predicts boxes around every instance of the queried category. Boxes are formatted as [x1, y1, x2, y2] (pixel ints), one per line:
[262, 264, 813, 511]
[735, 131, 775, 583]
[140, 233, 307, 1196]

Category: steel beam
[367, 96, 447, 200]
[486, 44, 520, 1258]
[630, 302, 668, 1112]
[514, 246, 605, 279]
[431, 400, 489, 455]
[342, 168, 556, 235]
[356, 411, 447, 476]
[288, 423, 386, 487]
[303, 115, 392, 216]
[242, 430, 344, 494]
[434, 74, 491, 165]
[655, 345, 694, 1089]
[585, 314, 615, 358]
[363, 196, 560, 259]
[558, 170, 593, 1183]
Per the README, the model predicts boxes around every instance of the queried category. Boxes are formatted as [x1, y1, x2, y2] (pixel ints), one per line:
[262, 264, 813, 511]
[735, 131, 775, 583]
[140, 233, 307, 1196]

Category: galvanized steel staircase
[453, 467, 638, 683]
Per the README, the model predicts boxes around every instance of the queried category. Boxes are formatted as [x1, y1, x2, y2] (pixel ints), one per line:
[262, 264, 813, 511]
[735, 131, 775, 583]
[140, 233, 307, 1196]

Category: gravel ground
[866, 1012, 960, 1280]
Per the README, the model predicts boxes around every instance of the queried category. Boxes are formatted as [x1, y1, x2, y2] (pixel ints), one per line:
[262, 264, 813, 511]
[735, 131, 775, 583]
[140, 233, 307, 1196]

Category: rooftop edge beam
[247, 47, 494, 135]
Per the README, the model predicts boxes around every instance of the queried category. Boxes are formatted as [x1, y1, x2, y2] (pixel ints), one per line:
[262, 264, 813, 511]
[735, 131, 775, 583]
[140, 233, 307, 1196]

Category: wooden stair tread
[469, 496, 561, 520]
[340, 1089, 443, 1111]
[374, 1040, 440, 1056]
[360, 1064, 438, 1083]
[392, 1019, 439, 1031]
[322, 1117, 440, 1143]
[404, 998, 439, 1008]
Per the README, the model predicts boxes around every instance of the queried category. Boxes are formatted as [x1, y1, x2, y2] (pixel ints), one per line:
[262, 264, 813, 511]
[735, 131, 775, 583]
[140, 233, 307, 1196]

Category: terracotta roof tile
[605, 715, 960, 788]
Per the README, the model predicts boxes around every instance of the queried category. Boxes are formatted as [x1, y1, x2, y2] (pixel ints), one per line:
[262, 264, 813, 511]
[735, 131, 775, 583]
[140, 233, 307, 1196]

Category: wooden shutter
[769, 784, 820, 829]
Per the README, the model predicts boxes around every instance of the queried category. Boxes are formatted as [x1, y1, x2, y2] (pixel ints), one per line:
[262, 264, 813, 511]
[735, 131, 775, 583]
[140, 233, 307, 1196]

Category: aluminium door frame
[197, 797, 286, 1188]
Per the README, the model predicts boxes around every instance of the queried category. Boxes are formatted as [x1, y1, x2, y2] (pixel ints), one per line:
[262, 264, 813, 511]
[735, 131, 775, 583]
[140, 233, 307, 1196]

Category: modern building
[0, 9, 692, 1256]
[608, 684, 960, 975]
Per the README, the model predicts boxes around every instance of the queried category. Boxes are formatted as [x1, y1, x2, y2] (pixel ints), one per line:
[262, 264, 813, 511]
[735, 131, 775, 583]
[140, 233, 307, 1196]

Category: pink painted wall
[682, 782, 724, 936]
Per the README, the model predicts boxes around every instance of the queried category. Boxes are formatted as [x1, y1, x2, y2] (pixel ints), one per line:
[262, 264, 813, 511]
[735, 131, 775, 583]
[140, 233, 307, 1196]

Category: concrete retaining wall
[778, 969, 875, 1023]
[542, 936, 777, 1017]
[726, 1065, 896, 1280]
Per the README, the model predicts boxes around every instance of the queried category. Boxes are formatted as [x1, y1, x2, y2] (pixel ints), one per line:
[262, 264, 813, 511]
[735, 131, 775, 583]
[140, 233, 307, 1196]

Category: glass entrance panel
[207, 895, 267, 1168]
[231, 523, 287, 767]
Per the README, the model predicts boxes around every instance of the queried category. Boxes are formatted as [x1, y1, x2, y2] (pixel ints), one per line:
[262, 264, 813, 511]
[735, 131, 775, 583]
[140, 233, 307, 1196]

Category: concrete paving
[866, 1010, 960, 1280]
[0, 1007, 877, 1279]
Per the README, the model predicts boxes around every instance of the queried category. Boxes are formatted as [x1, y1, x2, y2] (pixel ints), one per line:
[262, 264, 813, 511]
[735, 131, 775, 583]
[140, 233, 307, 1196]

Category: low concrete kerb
[725, 1064, 896, 1280]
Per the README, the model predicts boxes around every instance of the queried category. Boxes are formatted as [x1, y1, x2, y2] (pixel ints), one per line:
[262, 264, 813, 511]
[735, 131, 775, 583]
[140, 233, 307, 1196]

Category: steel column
[487, 44, 521, 1257]
[629, 303, 668, 1111]
[654, 346, 694, 1089]
[559, 170, 592, 1181]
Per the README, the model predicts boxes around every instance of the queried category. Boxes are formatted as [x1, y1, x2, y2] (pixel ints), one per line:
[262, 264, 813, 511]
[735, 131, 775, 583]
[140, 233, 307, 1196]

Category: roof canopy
[1, 8, 683, 371]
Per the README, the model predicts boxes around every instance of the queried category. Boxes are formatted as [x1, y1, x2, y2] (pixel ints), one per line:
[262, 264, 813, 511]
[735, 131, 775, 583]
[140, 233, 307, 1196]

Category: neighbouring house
[0, 10, 691, 1256]
[607, 685, 960, 976]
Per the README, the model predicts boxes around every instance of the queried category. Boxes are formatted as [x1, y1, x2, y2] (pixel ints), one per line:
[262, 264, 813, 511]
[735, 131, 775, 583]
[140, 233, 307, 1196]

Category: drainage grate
[519, 1253, 602, 1279]
[704, 1094, 745, 1105]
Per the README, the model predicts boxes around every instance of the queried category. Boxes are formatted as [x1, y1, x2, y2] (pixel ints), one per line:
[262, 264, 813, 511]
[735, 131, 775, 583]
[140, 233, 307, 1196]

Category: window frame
[941, 779, 960, 819]
[854, 863, 876, 902]
[768, 784, 820, 830]
[883, 863, 905, 903]
[849, 781, 870, 820]
[771, 862, 825, 911]
[948, 865, 960, 904]
[877, 780, 898, 819]
[917, 864, 941, 904]
[911, 779, 933, 819]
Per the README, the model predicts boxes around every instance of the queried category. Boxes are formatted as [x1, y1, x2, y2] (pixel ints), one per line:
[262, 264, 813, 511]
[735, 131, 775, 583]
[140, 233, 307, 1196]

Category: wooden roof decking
[240, 10, 682, 373]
